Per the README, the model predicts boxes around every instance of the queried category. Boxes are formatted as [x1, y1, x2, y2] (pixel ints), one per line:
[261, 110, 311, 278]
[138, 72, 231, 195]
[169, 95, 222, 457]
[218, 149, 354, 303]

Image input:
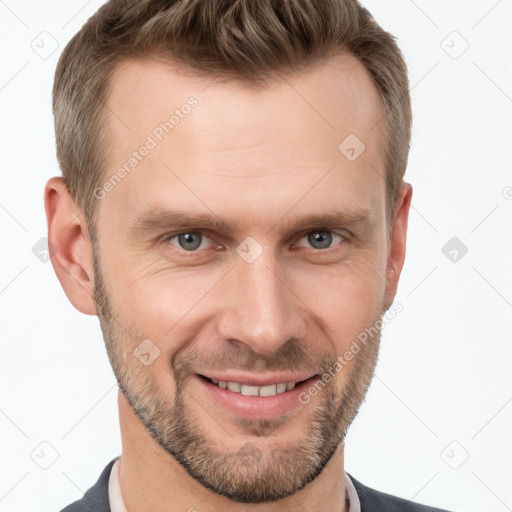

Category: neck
[117, 391, 347, 512]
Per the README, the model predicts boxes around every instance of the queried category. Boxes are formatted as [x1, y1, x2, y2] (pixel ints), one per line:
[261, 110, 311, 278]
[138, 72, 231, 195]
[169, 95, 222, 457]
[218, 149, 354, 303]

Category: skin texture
[45, 52, 412, 512]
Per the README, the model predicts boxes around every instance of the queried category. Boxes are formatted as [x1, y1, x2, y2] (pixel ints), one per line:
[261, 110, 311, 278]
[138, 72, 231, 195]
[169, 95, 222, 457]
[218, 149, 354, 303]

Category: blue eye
[165, 229, 345, 253]
[296, 230, 345, 250]
[167, 231, 216, 251]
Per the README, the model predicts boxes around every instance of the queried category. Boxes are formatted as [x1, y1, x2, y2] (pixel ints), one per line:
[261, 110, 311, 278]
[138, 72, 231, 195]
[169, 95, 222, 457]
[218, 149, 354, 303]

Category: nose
[216, 248, 307, 358]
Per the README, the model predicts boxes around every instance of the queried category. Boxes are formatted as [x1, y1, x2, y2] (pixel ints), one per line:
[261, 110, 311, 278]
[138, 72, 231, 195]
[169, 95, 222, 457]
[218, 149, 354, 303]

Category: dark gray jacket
[60, 458, 452, 512]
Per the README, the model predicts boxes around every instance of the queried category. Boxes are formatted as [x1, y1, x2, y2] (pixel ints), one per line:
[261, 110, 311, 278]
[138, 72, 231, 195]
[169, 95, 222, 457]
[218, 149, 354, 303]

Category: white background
[0, 1, 511, 511]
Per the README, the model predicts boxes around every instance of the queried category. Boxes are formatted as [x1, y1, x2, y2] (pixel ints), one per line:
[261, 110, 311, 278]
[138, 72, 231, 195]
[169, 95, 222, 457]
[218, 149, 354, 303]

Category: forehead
[100, 53, 387, 230]
[107, 53, 385, 146]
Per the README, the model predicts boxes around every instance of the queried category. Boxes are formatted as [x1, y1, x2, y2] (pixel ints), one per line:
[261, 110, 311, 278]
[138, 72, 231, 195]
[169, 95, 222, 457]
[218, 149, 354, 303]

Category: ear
[44, 177, 97, 315]
[384, 182, 413, 309]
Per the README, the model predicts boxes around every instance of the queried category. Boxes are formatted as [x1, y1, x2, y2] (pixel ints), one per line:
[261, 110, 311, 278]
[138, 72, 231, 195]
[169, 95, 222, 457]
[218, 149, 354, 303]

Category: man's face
[91, 53, 407, 503]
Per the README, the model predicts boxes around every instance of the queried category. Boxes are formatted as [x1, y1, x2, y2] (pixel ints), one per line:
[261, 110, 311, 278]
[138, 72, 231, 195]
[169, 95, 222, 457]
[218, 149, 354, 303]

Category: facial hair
[92, 245, 383, 503]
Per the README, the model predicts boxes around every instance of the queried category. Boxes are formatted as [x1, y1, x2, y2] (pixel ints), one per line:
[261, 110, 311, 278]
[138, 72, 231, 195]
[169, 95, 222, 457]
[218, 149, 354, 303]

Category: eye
[295, 230, 345, 250]
[167, 231, 216, 251]
[164, 229, 346, 254]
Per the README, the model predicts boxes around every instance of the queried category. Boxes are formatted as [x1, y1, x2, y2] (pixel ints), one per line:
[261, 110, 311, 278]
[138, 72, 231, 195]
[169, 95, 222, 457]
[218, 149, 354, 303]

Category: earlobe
[44, 177, 97, 316]
[384, 182, 413, 309]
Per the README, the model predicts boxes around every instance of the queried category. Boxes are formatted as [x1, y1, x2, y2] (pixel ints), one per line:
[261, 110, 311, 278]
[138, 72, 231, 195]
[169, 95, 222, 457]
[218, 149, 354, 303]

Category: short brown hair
[53, 0, 411, 235]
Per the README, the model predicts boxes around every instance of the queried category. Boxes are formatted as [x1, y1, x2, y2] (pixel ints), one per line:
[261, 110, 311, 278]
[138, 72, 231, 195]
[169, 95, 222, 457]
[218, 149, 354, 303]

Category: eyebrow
[128, 206, 373, 235]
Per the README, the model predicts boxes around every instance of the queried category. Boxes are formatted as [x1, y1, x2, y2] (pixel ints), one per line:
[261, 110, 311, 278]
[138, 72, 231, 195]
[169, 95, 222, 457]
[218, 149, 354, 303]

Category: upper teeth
[212, 380, 298, 397]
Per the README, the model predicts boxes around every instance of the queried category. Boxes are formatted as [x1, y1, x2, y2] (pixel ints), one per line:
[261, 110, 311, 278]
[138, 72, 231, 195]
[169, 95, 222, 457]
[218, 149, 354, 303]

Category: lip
[195, 374, 319, 419]
[197, 372, 317, 387]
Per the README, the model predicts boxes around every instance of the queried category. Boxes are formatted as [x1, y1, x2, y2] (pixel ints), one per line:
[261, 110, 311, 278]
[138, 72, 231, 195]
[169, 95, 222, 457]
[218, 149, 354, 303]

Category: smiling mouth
[198, 374, 316, 397]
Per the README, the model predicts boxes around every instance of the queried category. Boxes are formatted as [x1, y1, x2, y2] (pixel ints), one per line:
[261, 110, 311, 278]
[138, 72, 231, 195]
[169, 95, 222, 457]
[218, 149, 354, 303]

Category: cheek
[293, 259, 387, 347]
[106, 266, 221, 354]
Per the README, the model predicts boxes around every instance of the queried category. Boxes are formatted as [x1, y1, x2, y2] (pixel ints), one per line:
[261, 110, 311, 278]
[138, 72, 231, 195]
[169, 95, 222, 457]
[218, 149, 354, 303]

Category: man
[45, 0, 451, 510]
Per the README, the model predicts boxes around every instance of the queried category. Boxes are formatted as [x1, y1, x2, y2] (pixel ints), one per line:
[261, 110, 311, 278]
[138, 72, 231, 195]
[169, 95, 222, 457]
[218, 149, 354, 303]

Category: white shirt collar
[109, 456, 360, 512]
[345, 471, 361, 512]
[108, 457, 127, 512]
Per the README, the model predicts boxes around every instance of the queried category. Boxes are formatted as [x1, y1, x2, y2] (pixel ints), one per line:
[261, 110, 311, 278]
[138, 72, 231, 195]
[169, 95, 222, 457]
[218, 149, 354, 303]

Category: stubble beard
[92, 247, 383, 503]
